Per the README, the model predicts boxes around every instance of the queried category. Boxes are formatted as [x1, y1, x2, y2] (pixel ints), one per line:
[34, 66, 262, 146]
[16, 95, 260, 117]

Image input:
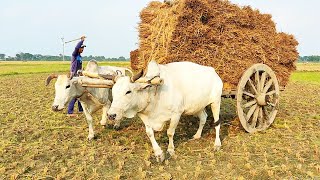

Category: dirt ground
[0, 68, 319, 179]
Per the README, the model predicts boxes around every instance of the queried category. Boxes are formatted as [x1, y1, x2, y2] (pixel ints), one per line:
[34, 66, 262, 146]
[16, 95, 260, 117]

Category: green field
[0, 61, 319, 179]
[0, 61, 129, 76]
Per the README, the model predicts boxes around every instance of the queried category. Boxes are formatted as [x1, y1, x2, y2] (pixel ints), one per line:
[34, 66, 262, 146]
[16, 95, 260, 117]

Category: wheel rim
[236, 64, 280, 133]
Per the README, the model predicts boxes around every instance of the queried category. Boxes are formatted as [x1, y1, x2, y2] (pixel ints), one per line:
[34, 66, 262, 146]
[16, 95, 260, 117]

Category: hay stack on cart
[130, 0, 299, 132]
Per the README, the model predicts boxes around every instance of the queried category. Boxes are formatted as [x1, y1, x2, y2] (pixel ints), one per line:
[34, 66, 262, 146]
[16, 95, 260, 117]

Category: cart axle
[256, 93, 267, 106]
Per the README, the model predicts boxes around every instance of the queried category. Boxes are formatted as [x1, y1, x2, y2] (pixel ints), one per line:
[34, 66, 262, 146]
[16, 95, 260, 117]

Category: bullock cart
[79, 62, 282, 133]
[128, 0, 299, 133]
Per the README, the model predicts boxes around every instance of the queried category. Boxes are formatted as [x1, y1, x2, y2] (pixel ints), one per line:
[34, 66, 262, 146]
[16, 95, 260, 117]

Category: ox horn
[82, 70, 116, 81]
[135, 76, 164, 85]
[45, 74, 58, 86]
[111, 68, 134, 83]
[133, 69, 163, 85]
[98, 74, 115, 81]
[149, 76, 164, 85]
[131, 69, 144, 82]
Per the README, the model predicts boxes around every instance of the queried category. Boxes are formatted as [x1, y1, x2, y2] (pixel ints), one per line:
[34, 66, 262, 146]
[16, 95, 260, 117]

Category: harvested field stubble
[0, 70, 319, 179]
[132, 0, 299, 87]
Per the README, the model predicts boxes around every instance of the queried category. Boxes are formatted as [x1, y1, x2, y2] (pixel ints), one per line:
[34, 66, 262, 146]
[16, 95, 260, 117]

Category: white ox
[107, 60, 223, 162]
[46, 60, 131, 140]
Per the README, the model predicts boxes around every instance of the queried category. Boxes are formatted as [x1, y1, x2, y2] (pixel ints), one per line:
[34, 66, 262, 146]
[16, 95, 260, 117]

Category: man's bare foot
[67, 113, 78, 118]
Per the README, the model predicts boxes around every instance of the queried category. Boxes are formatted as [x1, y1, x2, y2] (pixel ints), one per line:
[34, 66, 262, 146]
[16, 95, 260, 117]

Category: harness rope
[76, 88, 107, 106]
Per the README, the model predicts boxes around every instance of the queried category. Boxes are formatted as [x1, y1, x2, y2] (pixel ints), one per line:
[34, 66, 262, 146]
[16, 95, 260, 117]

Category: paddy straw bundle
[131, 0, 299, 87]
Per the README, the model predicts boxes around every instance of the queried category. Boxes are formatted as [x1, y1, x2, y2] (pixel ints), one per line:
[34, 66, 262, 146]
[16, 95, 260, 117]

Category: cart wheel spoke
[243, 91, 255, 98]
[246, 104, 257, 121]
[264, 104, 278, 126]
[258, 107, 263, 126]
[266, 90, 276, 96]
[268, 110, 278, 126]
[255, 71, 260, 91]
[243, 100, 257, 108]
[260, 72, 267, 92]
[248, 78, 258, 94]
[263, 79, 273, 93]
[267, 102, 276, 107]
[250, 106, 260, 128]
[262, 106, 270, 120]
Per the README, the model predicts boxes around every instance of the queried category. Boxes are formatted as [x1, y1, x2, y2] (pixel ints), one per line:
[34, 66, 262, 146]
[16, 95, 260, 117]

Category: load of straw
[131, 0, 299, 87]
[130, 49, 140, 71]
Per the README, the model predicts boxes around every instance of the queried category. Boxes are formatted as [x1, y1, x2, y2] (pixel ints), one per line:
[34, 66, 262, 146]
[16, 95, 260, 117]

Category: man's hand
[81, 36, 86, 41]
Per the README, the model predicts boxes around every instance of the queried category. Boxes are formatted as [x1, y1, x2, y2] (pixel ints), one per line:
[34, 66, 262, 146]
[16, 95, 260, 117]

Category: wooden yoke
[82, 71, 104, 79]
[78, 77, 114, 88]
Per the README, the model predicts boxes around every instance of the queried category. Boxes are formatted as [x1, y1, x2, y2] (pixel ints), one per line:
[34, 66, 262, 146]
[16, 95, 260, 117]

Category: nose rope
[141, 86, 155, 112]
[75, 87, 107, 106]
[86, 91, 108, 106]
[76, 88, 88, 99]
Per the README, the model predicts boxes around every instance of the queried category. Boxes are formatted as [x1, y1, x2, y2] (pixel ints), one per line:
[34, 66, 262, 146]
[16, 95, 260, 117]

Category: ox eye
[66, 85, 70, 89]
[125, 90, 132, 95]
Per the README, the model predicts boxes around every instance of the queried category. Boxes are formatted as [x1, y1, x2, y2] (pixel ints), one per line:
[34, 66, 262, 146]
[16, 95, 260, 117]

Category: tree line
[299, 55, 320, 62]
[0, 53, 319, 62]
[0, 52, 129, 61]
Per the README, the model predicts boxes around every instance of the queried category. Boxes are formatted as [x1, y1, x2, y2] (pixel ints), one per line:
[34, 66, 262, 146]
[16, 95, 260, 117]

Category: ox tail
[211, 100, 221, 127]
[212, 119, 221, 127]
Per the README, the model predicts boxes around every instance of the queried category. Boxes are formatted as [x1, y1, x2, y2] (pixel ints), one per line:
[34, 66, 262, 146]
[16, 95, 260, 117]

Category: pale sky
[0, 0, 319, 58]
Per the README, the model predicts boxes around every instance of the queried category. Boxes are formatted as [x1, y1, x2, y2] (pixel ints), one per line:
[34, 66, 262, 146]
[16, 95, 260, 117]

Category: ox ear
[45, 74, 58, 86]
[67, 72, 73, 80]
[124, 68, 133, 77]
[71, 78, 78, 85]
[145, 60, 160, 78]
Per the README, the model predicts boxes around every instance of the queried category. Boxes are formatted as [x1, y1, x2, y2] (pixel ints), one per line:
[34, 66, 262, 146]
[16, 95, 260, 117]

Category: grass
[290, 72, 320, 84]
[0, 61, 319, 179]
[292, 63, 320, 84]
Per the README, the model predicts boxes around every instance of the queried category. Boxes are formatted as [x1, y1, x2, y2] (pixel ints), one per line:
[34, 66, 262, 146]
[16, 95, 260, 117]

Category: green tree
[299, 56, 320, 62]
[0, 54, 5, 60]
[118, 56, 126, 61]
[24, 53, 34, 60]
[16, 53, 21, 60]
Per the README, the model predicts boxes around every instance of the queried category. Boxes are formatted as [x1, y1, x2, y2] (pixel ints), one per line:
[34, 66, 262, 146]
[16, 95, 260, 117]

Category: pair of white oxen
[46, 60, 223, 162]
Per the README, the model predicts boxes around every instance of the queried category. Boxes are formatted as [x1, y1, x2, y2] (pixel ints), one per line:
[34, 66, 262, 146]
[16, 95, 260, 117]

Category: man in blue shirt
[67, 36, 86, 117]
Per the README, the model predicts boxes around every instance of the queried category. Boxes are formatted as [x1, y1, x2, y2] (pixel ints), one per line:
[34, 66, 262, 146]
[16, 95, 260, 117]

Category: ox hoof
[214, 139, 221, 151]
[214, 145, 221, 151]
[100, 120, 107, 126]
[166, 152, 177, 160]
[192, 134, 201, 140]
[113, 124, 120, 130]
[155, 151, 165, 163]
[87, 135, 95, 141]
[167, 148, 175, 156]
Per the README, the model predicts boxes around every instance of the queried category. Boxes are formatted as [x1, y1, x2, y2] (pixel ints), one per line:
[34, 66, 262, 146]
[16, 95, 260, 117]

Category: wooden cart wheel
[236, 64, 280, 133]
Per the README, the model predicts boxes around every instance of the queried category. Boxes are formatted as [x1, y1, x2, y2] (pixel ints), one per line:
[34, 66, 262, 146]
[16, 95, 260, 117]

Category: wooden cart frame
[80, 63, 284, 133]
